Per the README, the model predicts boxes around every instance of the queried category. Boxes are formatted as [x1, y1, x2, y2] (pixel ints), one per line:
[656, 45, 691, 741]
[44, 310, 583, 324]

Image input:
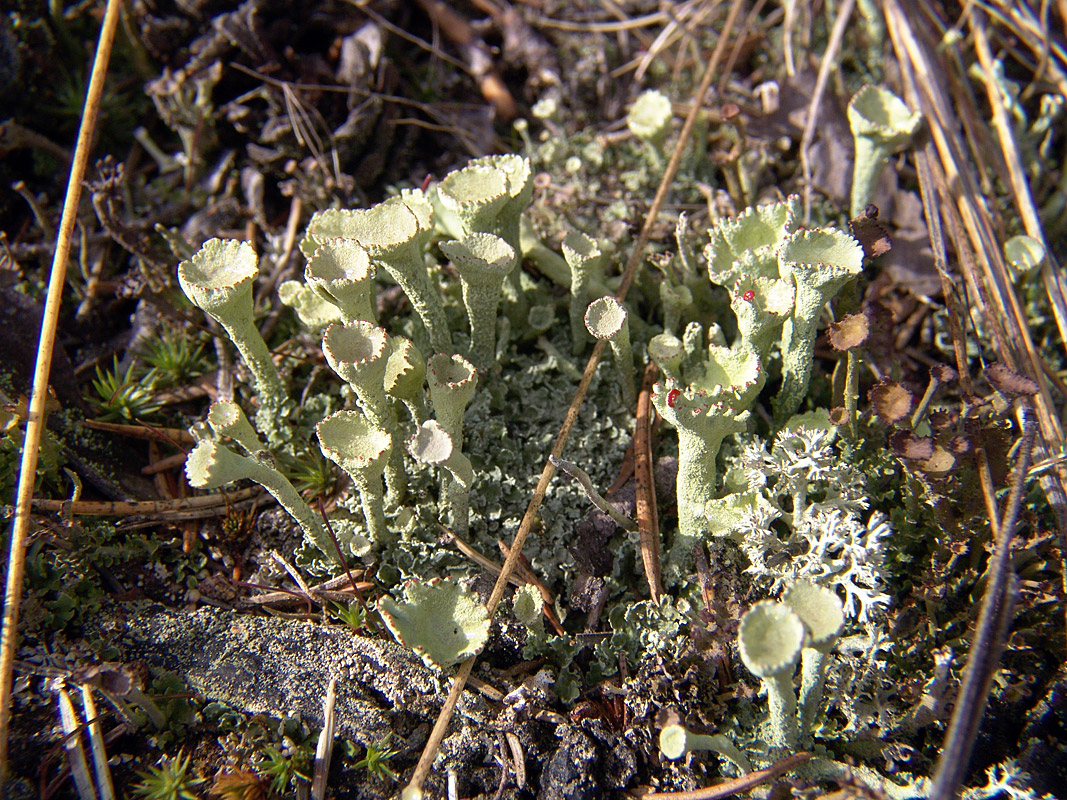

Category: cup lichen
[847, 84, 922, 217]
[584, 296, 636, 411]
[177, 238, 291, 443]
[316, 410, 393, 547]
[439, 233, 517, 369]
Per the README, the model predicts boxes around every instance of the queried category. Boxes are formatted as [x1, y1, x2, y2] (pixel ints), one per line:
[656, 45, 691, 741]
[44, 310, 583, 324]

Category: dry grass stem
[0, 0, 124, 775]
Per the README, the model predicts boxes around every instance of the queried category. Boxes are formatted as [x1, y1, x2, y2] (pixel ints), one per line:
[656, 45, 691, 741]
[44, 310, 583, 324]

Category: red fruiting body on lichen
[742, 290, 756, 302]
[667, 388, 681, 408]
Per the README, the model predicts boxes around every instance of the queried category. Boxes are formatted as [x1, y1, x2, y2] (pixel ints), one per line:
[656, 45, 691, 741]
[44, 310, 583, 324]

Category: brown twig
[0, 0, 123, 774]
[416, 0, 518, 121]
[635, 751, 813, 800]
[31, 487, 261, 517]
[243, 572, 372, 607]
[635, 361, 663, 603]
[402, 1, 747, 795]
[80, 419, 197, 446]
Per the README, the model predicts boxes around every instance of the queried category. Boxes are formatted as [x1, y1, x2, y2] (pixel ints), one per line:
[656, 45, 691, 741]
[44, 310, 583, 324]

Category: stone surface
[92, 602, 448, 746]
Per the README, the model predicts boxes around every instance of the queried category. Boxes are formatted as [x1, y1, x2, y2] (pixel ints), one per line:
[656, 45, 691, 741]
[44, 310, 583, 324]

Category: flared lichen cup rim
[439, 233, 516, 282]
[470, 153, 532, 201]
[207, 400, 242, 431]
[316, 410, 392, 472]
[778, 229, 865, 278]
[651, 379, 746, 432]
[428, 353, 477, 389]
[562, 230, 602, 265]
[738, 600, 805, 677]
[648, 332, 684, 362]
[407, 420, 454, 465]
[185, 439, 249, 490]
[306, 238, 375, 286]
[732, 276, 796, 317]
[306, 198, 429, 261]
[384, 335, 425, 399]
[695, 344, 762, 400]
[177, 238, 258, 314]
[782, 580, 845, 647]
[322, 321, 388, 368]
[705, 196, 801, 283]
[847, 84, 922, 140]
[438, 164, 510, 209]
[709, 196, 800, 253]
[584, 296, 627, 340]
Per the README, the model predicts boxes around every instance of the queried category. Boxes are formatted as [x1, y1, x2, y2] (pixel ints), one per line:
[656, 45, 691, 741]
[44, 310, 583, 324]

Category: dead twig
[635, 751, 813, 800]
[635, 361, 663, 603]
[31, 487, 261, 517]
[416, 0, 518, 121]
[0, 0, 123, 774]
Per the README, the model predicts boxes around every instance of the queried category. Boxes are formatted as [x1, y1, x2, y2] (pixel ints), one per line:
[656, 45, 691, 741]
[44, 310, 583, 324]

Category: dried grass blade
[0, 0, 124, 776]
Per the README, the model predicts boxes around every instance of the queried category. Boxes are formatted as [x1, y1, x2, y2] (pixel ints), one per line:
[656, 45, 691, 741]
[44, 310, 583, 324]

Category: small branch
[32, 487, 261, 517]
[634, 361, 663, 602]
[0, 0, 124, 774]
[635, 751, 813, 800]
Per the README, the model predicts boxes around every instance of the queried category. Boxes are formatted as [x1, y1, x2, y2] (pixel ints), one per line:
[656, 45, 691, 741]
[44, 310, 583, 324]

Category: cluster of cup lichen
[176, 86, 887, 688]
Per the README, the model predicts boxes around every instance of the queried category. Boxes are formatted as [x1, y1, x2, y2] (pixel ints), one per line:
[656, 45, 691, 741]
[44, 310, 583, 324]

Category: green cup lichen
[584, 296, 636, 411]
[408, 419, 473, 537]
[847, 85, 922, 218]
[185, 439, 333, 557]
[304, 195, 451, 354]
[316, 410, 393, 547]
[304, 239, 377, 324]
[775, 228, 865, 422]
[439, 233, 517, 369]
[177, 238, 291, 443]
[737, 600, 805, 749]
[379, 577, 491, 670]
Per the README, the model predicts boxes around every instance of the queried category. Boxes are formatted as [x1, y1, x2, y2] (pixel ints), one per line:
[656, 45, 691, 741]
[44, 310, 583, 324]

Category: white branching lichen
[728, 426, 892, 622]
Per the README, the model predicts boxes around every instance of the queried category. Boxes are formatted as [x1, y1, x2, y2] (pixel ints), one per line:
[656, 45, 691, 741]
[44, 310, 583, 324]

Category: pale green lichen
[737, 600, 805, 749]
[439, 233, 516, 369]
[584, 296, 636, 411]
[185, 439, 333, 557]
[775, 228, 865, 422]
[304, 194, 451, 354]
[177, 238, 291, 443]
[651, 379, 749, 581]
[704, 196, 799, 288]
[206, 400, 264, 455]
[379, 577, 490, 669]
[316, 410, 393, 547]
[627, 89, 673, 167]
[658, 724, 752, 773]
[847, 85, 922, 217]
[408, 420, 473, 537]
[563, 230, 605, 352]
[304, 238, 377, 323]
[782, 580, 845, 738]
